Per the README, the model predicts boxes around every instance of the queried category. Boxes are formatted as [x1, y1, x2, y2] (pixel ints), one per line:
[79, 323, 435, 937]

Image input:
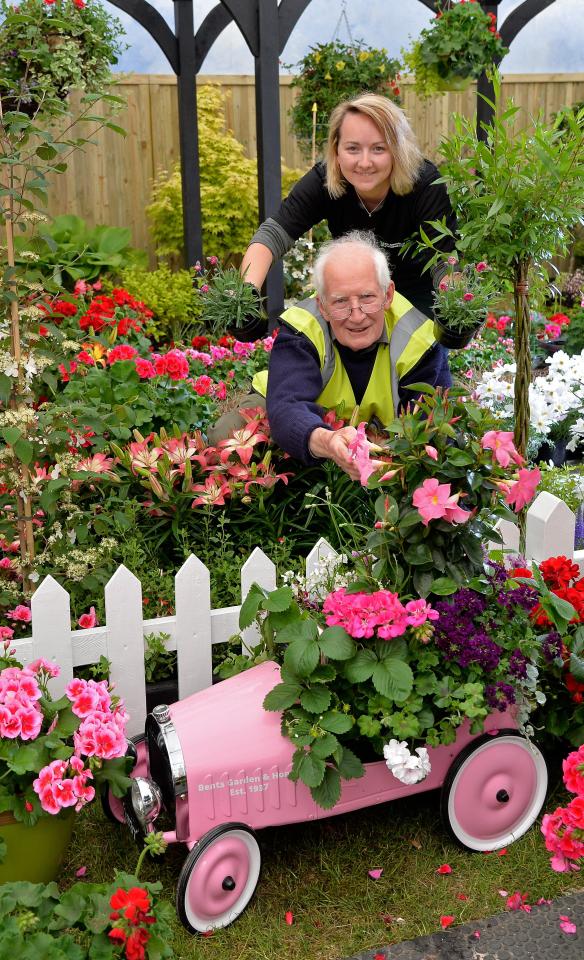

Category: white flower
[383, 739, 431, 785]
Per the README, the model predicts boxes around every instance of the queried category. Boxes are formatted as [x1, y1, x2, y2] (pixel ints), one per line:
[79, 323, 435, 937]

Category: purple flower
[542, 631, 562, 664]
[485, 682, 516, 712]
[509, 648, 528, 679]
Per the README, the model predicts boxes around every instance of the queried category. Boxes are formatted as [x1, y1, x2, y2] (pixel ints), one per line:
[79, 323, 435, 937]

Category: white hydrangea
[383, 739, 431, 785]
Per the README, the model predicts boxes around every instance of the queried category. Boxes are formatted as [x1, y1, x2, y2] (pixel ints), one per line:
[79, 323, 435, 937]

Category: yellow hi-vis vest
[252, 291, 437, 425]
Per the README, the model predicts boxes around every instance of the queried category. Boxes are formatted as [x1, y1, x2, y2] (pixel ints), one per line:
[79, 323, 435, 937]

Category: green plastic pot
[0, 809, 75, 883]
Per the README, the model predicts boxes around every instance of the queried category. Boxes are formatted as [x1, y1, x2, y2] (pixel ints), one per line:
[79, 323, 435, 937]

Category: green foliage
[535, 463, 584, 515]
[13, 214, 144, 290]
[146, 85, 305, 263]
[287, 39, 401, 158]
[144, 632, 176, 683]
[0, 0, 126, 114]
[419, 74, 584, 285]
[402, 1, 508, 99]
[199, 264, 264, 337]
[119, 264, 203, 343]
[564, 306, 584, 353]
[0, 871, 175, 958]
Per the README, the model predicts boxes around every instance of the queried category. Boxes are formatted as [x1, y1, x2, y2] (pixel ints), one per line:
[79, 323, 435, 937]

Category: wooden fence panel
[43, 73, 584, 263]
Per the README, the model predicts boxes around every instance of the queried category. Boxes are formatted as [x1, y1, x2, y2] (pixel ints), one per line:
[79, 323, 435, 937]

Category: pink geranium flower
[6, 605, 31, 622]
[481, 430, 524, 468]
[78, 607, 98, 630]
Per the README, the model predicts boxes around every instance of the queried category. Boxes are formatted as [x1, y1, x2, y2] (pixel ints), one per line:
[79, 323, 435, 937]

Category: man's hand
[308, 426, 362, 481]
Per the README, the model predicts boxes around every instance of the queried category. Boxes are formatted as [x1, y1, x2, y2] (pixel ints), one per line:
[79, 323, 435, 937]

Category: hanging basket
[0, 809, 75, 884]
[433, 317, 484, 350]
[434, 74, 474, 93]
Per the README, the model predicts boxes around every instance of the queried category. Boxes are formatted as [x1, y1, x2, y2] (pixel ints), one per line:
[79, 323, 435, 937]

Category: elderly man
[252, 231, 451, 480]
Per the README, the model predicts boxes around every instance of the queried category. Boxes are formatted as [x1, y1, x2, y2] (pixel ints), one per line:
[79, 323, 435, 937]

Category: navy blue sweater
[266, 323, 451, 465]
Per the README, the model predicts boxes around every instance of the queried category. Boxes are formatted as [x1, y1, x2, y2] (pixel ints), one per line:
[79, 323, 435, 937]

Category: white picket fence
[12, 492, 584, 736]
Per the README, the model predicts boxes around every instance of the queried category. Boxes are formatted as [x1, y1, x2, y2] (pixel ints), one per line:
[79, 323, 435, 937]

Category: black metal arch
[107, 0, 562, 317]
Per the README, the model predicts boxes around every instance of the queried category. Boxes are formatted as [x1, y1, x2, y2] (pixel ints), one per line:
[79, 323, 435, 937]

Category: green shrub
[13, 214, 144, 290]
[119, 264, 202, 342]
[147, 84, 305, 263]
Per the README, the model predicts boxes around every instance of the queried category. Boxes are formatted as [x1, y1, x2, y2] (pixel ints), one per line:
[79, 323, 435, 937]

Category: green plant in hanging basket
[402, 0, 508, 99]
[287, 39, 402, 158]
[0, 0, 126, 116]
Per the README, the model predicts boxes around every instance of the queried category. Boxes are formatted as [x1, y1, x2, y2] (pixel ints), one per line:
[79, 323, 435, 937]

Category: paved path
[345, 891, 583, 960]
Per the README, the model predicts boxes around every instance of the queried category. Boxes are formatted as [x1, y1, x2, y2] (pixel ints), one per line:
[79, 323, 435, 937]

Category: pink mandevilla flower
[412, 478, 470, 527]
[504, 467, 541, 512]
[481, 431, 523, 469]
[348, 422, 378, 486]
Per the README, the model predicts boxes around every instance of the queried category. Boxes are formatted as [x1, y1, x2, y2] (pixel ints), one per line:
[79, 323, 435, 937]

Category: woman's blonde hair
[325, 93, 424, 198]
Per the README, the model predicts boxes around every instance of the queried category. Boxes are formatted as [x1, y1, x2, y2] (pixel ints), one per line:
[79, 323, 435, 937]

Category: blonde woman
[241, 93, 456, 316]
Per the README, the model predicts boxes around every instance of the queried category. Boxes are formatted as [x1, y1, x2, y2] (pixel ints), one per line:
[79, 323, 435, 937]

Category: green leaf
[13, 438, 34, 466]
[570, 652, 584, 683]
[430, 577, 458, 596]
[239, 583, 265, 629]
[311, 733, 339, 759]
[318, 626, 355, 661]
[446, 447, 475, 466]
[311, 766, 341, 809]
[275, 618, 318, 645]
[1, 427, 22, 446]
[298, 751, 326, 788]
[413, 568, 435, 598]
[300, 685, 332, 714]
[404, 542, 433, 566]
[283, 638, 320, 677]
[263, 682, 302, 711]
[336, 746, 364, 780]
[262, 586, 294, 613]
[372, 659, 414, 703]
[320, 711, 354, 734]
[343, 648, 377, 682]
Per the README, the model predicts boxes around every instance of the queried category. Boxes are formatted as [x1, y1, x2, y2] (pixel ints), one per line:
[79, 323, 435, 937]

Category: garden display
[431, 257, 498, 349]
[96, 385, 584, 935]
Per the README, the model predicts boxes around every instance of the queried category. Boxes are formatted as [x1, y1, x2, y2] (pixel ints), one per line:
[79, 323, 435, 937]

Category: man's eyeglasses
[323, 294, 384, 321]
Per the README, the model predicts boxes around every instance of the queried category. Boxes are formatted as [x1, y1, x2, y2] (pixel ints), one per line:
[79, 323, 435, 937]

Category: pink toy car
[104, 660, 548, 934]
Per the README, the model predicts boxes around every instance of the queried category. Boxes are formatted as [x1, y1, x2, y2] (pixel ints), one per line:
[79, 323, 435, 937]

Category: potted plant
[432, 257, 499, 349]
[408, 71, 584, 460]
[0, 642, 131, 883]
[198, 262, 267, 342]
[144, 631, 178, 713]
[287, 38, 401, 158]
[0, 0, 126, 117]
[0, 834, 176, 958]
[402, 0, 508, 99]
[224, 387, 549, 807]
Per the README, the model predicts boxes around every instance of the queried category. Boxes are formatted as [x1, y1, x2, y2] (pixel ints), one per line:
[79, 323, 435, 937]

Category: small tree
[416, 71, 584, 459]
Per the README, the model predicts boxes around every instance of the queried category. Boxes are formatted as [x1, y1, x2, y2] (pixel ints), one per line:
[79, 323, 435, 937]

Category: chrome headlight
[145, 704, 188, 837]
[131, 777, 163, 831]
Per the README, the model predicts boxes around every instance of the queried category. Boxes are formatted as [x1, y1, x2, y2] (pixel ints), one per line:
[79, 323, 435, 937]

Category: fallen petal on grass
[285, 911, 294, 926]
[368, 868, 384, 880]
[440, 915, 455, 929]
[456, 893, 469, 901]
[75, 866, 87, 877]
[436, 864, 452, 875]
[496, 848, 508, 856]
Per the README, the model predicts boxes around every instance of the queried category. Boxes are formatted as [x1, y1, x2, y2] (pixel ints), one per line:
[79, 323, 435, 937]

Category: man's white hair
[312, 231, 391, 297]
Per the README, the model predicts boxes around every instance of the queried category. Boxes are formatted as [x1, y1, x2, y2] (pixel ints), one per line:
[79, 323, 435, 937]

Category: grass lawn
[60, 754, 583, 960]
